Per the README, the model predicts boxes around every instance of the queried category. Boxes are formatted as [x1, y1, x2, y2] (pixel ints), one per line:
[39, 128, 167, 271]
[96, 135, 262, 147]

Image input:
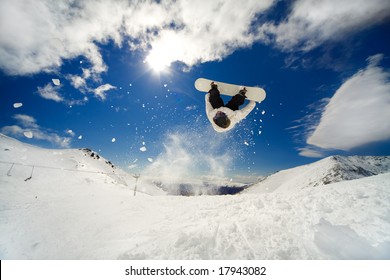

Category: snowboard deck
[195, 78, 266, 103]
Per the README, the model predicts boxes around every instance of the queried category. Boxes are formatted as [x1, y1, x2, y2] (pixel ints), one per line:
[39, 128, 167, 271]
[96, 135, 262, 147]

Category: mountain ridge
[246, 155, 390, 194]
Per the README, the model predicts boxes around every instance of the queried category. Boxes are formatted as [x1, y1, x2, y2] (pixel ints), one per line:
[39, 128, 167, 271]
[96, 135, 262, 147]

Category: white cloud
[0, 0, 276, 78]
[36, 82, 90, 105]
[1, 0, 389, 80]
[0, 114, 71, 148]
[1, 0, 388, 105]
[37, 83, 64, 102]
[144, 0, 276, 68]
[258, 0, 390, 51]
[297, 147, 324, 158]
[0, 0, 122, 76]
[92, 84, 116, 101]
[13, 114, 39, 129]
[306, 54, 390, 151]
[67, 74, 87, 92]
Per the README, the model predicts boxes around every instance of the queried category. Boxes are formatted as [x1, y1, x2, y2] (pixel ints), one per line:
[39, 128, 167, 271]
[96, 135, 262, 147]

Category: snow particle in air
[24, 131, 33, 139]
[13, 103, 23, 108]
[140, 146, 147, 152]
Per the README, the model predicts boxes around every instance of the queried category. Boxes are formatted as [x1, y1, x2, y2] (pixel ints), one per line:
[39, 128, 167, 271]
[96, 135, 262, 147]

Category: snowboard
[195, 78, 266, 103]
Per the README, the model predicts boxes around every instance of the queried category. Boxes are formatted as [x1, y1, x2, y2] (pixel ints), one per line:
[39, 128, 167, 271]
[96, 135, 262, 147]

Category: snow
[23, 131, 33, 139]
[140, 146, 147, 152]
[245, 155, 390, 194]
[13, 103, 23, 108]
[0, 134, 389, 260]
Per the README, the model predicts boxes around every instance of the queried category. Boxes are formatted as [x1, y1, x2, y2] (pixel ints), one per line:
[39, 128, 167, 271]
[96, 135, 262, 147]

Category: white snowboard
[195, 78, 266, 103]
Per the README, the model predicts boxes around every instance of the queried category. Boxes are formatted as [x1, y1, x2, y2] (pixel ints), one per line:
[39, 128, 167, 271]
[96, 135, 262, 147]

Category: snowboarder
[206, 82, 256, 132]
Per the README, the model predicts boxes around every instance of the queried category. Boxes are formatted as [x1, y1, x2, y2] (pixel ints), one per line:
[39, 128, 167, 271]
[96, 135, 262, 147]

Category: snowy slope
[1, 134, 389, 259]
[0, 133, 165, 195]
[245, 155, 390, 194]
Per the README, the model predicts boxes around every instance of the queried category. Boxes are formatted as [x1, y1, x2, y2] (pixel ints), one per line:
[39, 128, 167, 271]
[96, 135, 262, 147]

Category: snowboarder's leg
[225, 88, 247, 111]
[208, 82, 224, 109]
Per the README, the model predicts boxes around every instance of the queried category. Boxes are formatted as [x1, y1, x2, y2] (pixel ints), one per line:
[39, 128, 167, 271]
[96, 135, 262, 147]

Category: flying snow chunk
[148, 158, 153, 162]
[13, 103, 23, 108]
[140, 146, 147, 152]
[52, 79, 60, 86]
[24, 131, 33, 139]
[262, 110, 266, 115]
[66, 130, 75, 137]
[78, 135, 83, 140]
[112, 138, 116, 143]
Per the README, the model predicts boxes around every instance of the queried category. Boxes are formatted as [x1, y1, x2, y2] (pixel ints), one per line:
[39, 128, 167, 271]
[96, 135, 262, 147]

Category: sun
[146, 50, 170, 72]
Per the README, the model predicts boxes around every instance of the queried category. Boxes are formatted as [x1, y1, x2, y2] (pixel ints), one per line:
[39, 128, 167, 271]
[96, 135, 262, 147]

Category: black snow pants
[209, 87, 245, 111]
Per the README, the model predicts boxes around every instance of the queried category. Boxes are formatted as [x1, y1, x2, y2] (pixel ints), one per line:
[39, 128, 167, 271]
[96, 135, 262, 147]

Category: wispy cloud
[92, 84, 117, 101]
[305, 54, 390, 151]
[297, 147, 325, 158]
[1, 114, 71, 148]
[37, 83, 64, 103]
[258, 0, 390, 51]
[36, 82, 89, 105]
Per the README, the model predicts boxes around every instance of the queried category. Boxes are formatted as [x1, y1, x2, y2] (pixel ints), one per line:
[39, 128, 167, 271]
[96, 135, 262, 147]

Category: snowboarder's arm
[239, 100, 256, 119]
[205, 93, 212, 109]
[205, 93, 215, 118]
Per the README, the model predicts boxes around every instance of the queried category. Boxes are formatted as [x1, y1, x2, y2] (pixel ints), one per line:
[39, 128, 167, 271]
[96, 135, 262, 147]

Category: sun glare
[145, 37, 180, 73]
[146, 50, 170, 72]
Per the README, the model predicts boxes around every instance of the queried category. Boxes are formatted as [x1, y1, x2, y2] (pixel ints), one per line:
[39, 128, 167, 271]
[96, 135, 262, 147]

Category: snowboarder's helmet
[213, 111, 231, 128]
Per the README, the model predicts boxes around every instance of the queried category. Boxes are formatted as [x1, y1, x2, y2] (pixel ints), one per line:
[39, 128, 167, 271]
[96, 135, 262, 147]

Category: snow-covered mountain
[1, 134, 390, 260]
[246, 155, 390, 194]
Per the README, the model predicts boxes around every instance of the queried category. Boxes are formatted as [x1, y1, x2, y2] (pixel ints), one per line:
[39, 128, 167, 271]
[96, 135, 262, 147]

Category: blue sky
[1, 0, 390, 182]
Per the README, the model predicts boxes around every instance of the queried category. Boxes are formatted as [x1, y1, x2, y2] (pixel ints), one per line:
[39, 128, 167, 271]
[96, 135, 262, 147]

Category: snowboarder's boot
[239, 87, 247, 98]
